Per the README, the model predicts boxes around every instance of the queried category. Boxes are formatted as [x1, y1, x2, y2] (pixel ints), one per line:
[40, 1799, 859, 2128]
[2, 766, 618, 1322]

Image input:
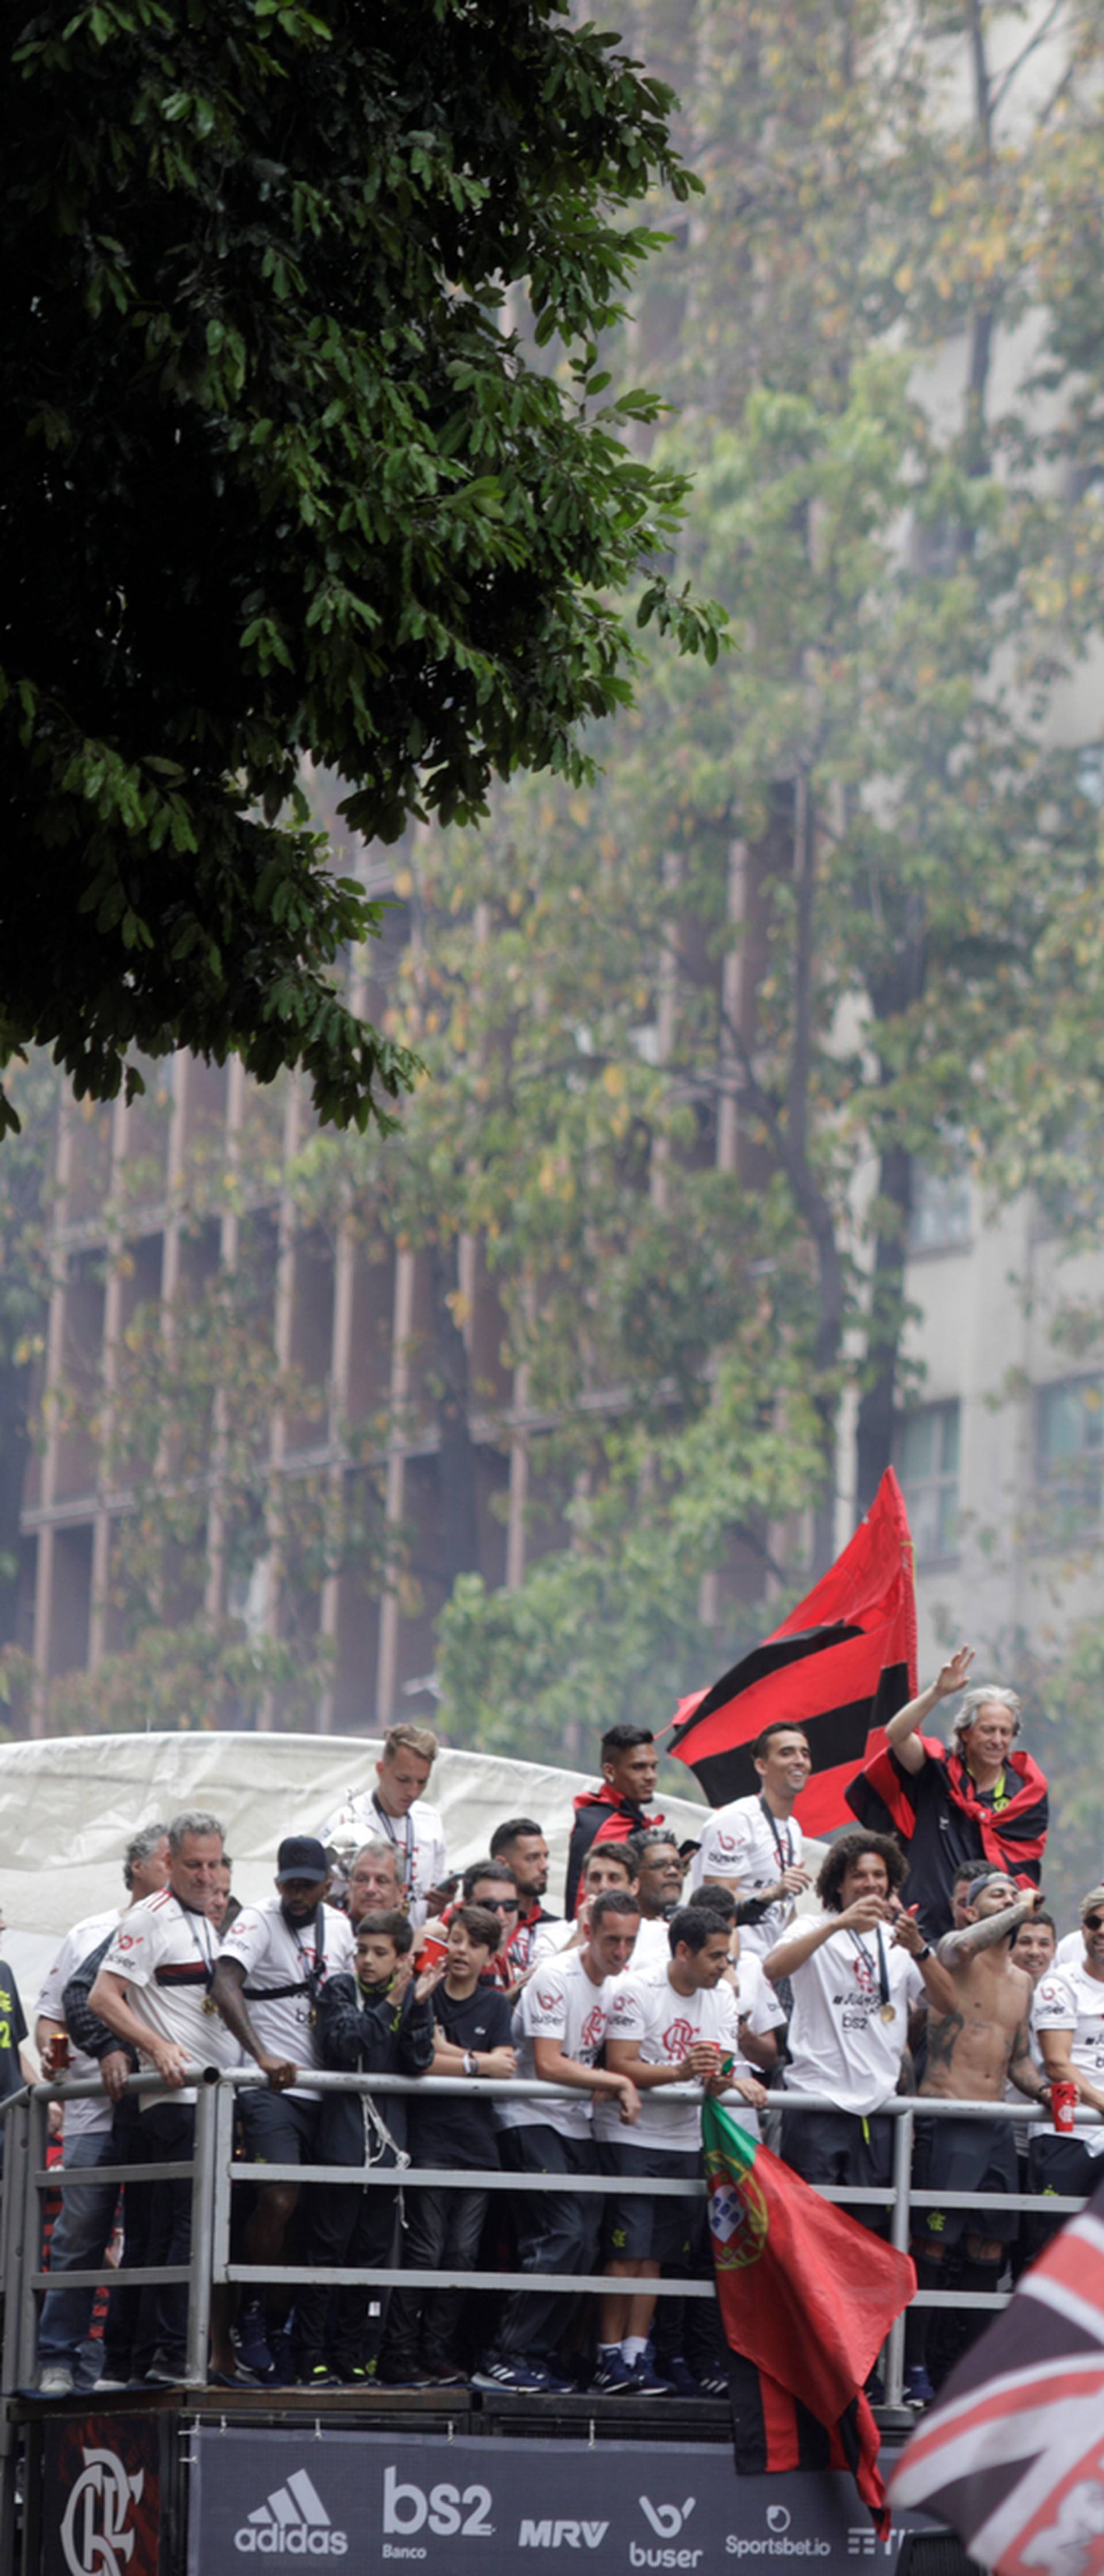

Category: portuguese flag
[669, 1469, 917, 1833]
[703, 2098, 915, 2534]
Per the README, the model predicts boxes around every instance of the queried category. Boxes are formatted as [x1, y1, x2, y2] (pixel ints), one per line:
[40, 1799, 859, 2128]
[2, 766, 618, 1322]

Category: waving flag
[891, 2188, 1104, 2575]
[669, 1470, 917, 1833]
[703, 2096, 915, 2534]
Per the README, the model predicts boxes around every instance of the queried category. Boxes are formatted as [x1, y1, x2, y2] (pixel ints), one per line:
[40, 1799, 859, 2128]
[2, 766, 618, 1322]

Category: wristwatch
[463, 2050, 479, 2077]
[915, 1943, 931, 1962]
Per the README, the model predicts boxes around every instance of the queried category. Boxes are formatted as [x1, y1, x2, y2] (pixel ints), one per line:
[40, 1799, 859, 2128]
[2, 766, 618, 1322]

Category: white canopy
[0, 1730, 713, 2003]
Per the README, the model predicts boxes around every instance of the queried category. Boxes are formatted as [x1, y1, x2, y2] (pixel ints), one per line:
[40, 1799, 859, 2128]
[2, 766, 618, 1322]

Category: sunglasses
[477, 1896, 519, 1914]
[1084, 1913, 1104, 1931]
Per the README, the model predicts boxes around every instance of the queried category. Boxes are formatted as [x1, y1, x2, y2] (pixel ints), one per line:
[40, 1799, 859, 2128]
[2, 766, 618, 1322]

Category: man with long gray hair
[845, 1642, 1049, 1939]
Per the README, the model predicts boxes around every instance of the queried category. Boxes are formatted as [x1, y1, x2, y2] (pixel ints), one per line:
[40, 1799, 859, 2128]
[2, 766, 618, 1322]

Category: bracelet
[463, 2050, 479, 2078]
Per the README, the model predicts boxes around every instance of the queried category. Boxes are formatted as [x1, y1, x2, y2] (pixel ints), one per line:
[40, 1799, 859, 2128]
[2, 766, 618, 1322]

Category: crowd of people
[9, 1646, 1103, 2414]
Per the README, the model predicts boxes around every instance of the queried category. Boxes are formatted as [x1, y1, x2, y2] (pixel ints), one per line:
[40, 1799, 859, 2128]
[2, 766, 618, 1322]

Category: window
[908, 1163, 971, 1255]
[1037, 1378, 1104, 1519]
[895, 1402, 961, 1561]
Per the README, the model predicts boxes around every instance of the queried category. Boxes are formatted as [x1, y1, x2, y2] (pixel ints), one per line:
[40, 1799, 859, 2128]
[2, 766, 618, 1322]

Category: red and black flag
[668, 1470, 918, 1835]
[891, 2185, 1104, 2575]
[704, 2096, 915, 2535]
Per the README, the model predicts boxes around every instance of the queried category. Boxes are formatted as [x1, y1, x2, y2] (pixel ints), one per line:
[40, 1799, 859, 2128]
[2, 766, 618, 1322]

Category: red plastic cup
[1051, 2079, 1078, 2134]
[419, 1930, 449, 1969]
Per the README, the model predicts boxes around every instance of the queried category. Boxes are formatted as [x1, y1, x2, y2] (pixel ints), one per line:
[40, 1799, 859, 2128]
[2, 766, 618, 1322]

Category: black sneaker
[298, 2361, 342, 2390]
[145, 2349, 187, 2386]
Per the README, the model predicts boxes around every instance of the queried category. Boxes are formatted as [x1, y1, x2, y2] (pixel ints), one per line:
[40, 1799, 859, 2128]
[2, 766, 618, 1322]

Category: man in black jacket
[294, 1910, 443, 2387]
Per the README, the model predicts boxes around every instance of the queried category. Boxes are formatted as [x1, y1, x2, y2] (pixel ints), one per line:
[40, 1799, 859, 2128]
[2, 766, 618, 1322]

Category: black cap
[275, 1835, 329, 1885]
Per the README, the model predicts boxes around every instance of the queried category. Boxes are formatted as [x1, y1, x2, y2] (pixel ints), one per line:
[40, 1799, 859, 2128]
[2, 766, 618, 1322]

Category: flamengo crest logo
[60, 2447, 143, 2576]
[662, 2019, 696, 2055]
[235, 2469, 348, 2555]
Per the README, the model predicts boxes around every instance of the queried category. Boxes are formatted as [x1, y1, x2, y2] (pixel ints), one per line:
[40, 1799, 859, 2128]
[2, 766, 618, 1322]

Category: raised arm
[765, 1891, 884, 1985]
[936, 1891, 1035, 1969]
[884, 1644, 975, 1776]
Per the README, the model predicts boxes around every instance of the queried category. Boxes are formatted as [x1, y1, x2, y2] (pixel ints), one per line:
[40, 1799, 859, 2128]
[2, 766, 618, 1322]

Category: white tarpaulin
[0, 1730, 712, 2001]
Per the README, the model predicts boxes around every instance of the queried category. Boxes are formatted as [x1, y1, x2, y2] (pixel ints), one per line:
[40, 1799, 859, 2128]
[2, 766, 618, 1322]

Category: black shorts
[238, 2088, 322, 2168]
[598, 2140, 702, 2264]
[780, 2106, 894, 2198]
[1027, 2132, 1101, 2206]
[913, 2114, 1018, 2247]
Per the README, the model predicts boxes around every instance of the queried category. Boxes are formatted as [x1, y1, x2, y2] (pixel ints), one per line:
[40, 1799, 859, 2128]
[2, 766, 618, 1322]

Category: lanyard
[178, 1900, 217, 1985]
[373, 1792, 415, 1884]
[758, 1795, 793, 1876]
[849, 1926, 889, 2006]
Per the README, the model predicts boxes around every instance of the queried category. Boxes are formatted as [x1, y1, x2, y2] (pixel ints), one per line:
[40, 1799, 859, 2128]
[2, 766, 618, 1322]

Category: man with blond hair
[317, 1723, 447, 1929]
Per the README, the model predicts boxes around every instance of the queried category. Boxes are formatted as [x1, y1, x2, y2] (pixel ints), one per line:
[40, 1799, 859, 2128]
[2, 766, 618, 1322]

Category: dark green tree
[1, 0, 723, 1134]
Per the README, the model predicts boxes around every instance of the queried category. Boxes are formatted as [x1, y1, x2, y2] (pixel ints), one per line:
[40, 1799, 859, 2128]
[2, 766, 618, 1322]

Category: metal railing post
[183, 2080, 218, 2389]
[16, 2088, 47, 2393]
[210, 2078, 235, 2288]
[884, 2106, 914, 2408]
[0, 2098, 26, 2576]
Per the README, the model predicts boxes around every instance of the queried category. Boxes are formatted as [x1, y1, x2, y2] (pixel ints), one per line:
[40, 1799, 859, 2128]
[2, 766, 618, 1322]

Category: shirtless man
[903, 1871, 1049, 2408]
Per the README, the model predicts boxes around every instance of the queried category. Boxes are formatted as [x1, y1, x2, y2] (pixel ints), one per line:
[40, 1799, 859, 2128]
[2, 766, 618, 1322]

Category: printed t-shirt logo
[580, 2005, 605, 2052]
[662, 2018, 697, 2055]
[535, 1988, 558, 2014]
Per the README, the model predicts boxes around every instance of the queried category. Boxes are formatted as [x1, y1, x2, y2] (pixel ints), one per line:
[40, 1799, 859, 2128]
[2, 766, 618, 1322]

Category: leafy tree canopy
[1, 0, 723, 1136]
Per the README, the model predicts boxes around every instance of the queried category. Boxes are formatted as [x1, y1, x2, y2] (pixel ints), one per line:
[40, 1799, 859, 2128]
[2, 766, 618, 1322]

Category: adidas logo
[234, 2468, 348, 2556]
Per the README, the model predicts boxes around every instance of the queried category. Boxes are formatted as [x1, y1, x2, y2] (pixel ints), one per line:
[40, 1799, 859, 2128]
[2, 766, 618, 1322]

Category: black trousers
[103, 2092, 157, 2379]
[134, 2099, 195, 2362]
[489, 2125, 599, 2368]
[296, 2169, 401, 2368]
[379, 2184, 488, 2372]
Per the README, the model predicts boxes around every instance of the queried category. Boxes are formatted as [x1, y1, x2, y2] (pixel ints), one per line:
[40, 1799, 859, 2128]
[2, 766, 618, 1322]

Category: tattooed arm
[1008, 2018, 1049, 2104]
[936, 1894, 1035, 1970]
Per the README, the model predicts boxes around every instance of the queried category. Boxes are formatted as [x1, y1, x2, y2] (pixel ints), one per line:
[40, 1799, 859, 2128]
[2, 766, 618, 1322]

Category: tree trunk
[854, 1139, 913, 1517]
[428, 1239, 482, 1595]
[0, 1358, 30, 1651]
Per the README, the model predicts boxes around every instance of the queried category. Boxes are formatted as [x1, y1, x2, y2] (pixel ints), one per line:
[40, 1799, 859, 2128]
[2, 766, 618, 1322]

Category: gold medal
[879, 2003, 896, 2024]
[202, 1994, 220, 2016]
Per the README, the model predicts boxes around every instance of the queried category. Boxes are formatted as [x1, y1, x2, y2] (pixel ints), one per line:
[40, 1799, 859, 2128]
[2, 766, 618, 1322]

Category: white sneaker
[39, 2364, 74, 2397]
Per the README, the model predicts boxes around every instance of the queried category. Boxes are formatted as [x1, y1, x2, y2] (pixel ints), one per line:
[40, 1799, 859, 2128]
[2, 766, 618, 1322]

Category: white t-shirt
[783, 1915, 925, 2115]
[99, 1889, 241, 2107]
[317, 1789, 446, 1930]
[1056, 1930, 1087, 1972]
[218, 1896, 355, 2099]
[691, 1795, 804, 1958]
[629, 1915, 672, 1979]
[497, 1951, 612, 2141]
[730, 1950, 787, 2084]
[597, 1969, 743, 2150]
[1034, 1960, 1104, 2156]
[34, 1908, 121, 2141]
[527, 1913, 668, 1977]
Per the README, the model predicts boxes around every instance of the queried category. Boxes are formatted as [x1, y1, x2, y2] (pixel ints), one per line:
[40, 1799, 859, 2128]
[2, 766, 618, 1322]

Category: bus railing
[1, 2071, 1094, 2428]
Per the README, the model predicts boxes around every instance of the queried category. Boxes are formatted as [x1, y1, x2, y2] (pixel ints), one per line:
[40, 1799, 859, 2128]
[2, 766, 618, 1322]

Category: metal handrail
[2, 2068, 1091, 2422]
